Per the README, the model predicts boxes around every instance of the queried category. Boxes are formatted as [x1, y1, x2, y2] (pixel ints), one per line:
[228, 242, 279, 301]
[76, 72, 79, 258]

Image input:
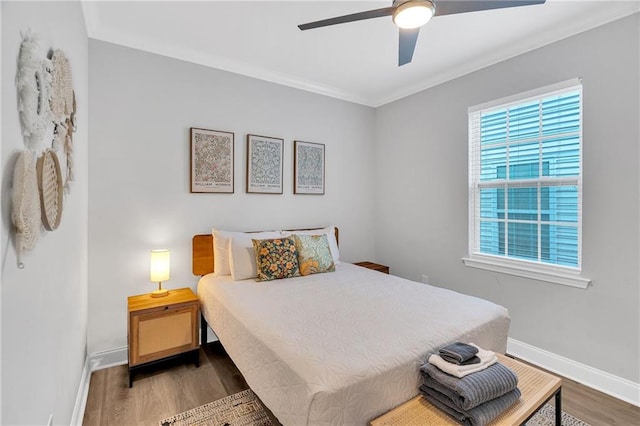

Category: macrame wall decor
[12, 30, 77, 267]
[15, 30, 52, 152]
[50, 49, 76, 192]
[12, 151, 42, 269]
[50, 50, 74, 123]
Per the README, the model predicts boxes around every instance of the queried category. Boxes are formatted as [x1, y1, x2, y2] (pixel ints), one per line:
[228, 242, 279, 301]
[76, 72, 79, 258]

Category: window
[464, 79, 590, 289]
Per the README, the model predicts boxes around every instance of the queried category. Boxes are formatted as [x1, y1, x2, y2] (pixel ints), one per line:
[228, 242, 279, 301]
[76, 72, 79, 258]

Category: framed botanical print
[246, 134, 284, 194]
[293, 140, 325, 195]
[190, 127, 234, 193]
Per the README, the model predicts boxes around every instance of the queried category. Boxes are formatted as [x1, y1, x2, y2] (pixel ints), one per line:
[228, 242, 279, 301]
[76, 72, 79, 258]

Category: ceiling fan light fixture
[393, 0, 435, 29]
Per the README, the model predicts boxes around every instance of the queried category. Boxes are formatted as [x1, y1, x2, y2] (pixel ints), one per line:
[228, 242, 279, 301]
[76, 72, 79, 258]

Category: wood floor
[83, 342, 253, 426]
[83, 342, 639, 425]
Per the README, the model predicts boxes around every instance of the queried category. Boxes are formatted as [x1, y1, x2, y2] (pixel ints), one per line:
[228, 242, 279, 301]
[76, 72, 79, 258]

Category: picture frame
[293, 140, 325, 195]
[246, 134, 284, 194]
[190, 127, 234, 193]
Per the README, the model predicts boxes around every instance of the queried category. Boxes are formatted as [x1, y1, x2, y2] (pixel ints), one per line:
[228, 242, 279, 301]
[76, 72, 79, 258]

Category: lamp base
[151, 288, 169, 298]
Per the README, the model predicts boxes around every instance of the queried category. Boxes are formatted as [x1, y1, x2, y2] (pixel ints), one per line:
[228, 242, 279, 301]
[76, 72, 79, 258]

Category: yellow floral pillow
[252, 237, 301, 281]
[293, 234, 335, 276]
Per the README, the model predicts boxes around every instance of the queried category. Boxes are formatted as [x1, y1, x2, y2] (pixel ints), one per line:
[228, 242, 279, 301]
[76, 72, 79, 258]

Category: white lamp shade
[150, 249, 170, 282]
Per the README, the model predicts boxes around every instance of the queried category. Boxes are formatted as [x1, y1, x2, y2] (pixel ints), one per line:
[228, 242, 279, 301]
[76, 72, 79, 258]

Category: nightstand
[354, 261, 390, 274]
[127, 287, 200, 387]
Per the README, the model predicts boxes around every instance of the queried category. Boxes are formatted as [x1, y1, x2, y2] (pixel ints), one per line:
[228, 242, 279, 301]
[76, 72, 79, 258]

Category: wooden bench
[370, 354, 561, 426]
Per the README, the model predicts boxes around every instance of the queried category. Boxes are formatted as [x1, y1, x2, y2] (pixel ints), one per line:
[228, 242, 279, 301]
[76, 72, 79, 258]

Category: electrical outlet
[47, 414, 53, 426]
[421, 274, 429, 284]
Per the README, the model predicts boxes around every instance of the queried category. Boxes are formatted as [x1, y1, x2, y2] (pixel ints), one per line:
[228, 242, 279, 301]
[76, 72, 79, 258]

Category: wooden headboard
[192, 234, 215, 276]
[192, 227, 339, 276]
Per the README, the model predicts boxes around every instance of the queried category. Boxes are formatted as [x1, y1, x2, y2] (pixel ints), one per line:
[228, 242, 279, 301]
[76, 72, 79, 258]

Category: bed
[193, 229, 510, 426]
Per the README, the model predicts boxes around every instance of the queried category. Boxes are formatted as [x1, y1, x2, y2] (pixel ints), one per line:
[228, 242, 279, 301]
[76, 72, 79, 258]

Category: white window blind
[465, 79, 590, 288]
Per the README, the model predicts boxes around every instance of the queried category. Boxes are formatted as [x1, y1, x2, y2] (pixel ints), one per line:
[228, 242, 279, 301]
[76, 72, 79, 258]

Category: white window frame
[463, 78, 591, 289]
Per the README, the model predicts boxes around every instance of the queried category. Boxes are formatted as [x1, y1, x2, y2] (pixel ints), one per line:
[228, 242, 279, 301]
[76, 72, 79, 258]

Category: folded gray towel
[420, 384, 521, 426]
[420, 362, 518, 410]
[439, 342, 480, 365]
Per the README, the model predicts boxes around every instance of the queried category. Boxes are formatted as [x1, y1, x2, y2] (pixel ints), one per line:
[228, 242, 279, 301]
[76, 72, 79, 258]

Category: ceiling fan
[298, 0, 546, 66]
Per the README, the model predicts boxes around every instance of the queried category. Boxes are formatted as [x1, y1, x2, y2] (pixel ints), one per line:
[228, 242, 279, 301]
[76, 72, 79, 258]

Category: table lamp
[150, 249, 170, 297]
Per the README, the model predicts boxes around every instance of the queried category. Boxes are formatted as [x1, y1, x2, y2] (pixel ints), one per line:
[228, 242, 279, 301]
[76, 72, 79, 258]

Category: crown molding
[82, 3, 639, 109]
[372, 6, 640, 107]
[81, 3, 374, 106]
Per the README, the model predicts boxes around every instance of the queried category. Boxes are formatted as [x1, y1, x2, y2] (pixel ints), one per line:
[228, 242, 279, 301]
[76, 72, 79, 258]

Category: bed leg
[200, 312, 208, 346]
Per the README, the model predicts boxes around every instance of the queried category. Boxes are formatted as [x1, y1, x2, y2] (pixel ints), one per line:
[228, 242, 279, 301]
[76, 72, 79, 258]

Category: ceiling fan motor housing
[392, 0, 435, 9]
[392, 0, 436, 29]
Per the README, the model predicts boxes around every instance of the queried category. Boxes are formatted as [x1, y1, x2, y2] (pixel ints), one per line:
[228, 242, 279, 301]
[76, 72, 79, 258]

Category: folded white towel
[429, 343, 497, 378]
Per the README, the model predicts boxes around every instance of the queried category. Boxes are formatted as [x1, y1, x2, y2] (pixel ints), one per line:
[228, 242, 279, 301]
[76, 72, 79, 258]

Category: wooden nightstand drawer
[130, 303, 198, 365]
[354, 261, 390, 274]
[127, 287, 200, 386]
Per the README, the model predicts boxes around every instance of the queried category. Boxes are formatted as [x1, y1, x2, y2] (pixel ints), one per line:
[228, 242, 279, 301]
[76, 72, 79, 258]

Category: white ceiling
[82, 0, 640, 107]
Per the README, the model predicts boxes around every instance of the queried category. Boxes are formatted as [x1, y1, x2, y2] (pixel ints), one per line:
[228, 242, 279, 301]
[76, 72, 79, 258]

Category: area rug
[526, 403, 591, 426]
[160, 391, 589, 426]
[159, 389, 273, 426]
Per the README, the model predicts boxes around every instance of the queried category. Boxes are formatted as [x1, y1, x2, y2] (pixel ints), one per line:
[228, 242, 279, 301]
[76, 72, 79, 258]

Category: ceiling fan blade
[434, 0, 546, 17]
[399, 28, 420, 66]
[298, 7, 394, 30]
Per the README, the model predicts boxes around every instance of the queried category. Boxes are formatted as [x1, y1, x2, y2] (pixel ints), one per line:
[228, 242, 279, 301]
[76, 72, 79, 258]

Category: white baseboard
[70, 336, 215, 423]
[70, 347, 128, 425]
[508, 338, 640, 407]
[89, 346, 128, 371]
[70, 355, 90, 426]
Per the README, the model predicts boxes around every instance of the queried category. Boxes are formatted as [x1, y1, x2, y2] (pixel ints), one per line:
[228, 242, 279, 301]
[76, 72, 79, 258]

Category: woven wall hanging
[50, 49, 74, 124]
[50, 49, 76, 193]
[15, 31, 52, 152]
[12, 31, 77, 267]
[12, 151, 42, 268]
[63, 91, 77, 192]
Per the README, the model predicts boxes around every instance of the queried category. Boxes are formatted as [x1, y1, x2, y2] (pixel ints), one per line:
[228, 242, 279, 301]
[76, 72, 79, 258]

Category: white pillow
[282, 226, 340, 265]
[212, 229, 282, 276]
[211, 229, 234, 276]
[229, 231, 282, 281]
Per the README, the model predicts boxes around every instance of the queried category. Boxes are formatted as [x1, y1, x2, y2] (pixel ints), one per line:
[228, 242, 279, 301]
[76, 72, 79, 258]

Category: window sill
[462, 255, 591, 289]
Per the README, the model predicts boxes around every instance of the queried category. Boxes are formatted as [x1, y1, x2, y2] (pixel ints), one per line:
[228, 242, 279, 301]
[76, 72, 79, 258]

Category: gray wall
[88, 41, 377, 354]
[375, 14, 639, 383]
[1, 2, 89, 424]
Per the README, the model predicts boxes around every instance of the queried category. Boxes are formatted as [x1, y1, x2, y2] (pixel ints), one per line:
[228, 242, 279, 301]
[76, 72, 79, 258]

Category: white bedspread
[198, 263, 510, 426]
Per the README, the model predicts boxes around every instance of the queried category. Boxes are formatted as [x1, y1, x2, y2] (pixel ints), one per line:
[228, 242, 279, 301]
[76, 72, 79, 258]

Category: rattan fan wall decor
[36, 149, 63, 231]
